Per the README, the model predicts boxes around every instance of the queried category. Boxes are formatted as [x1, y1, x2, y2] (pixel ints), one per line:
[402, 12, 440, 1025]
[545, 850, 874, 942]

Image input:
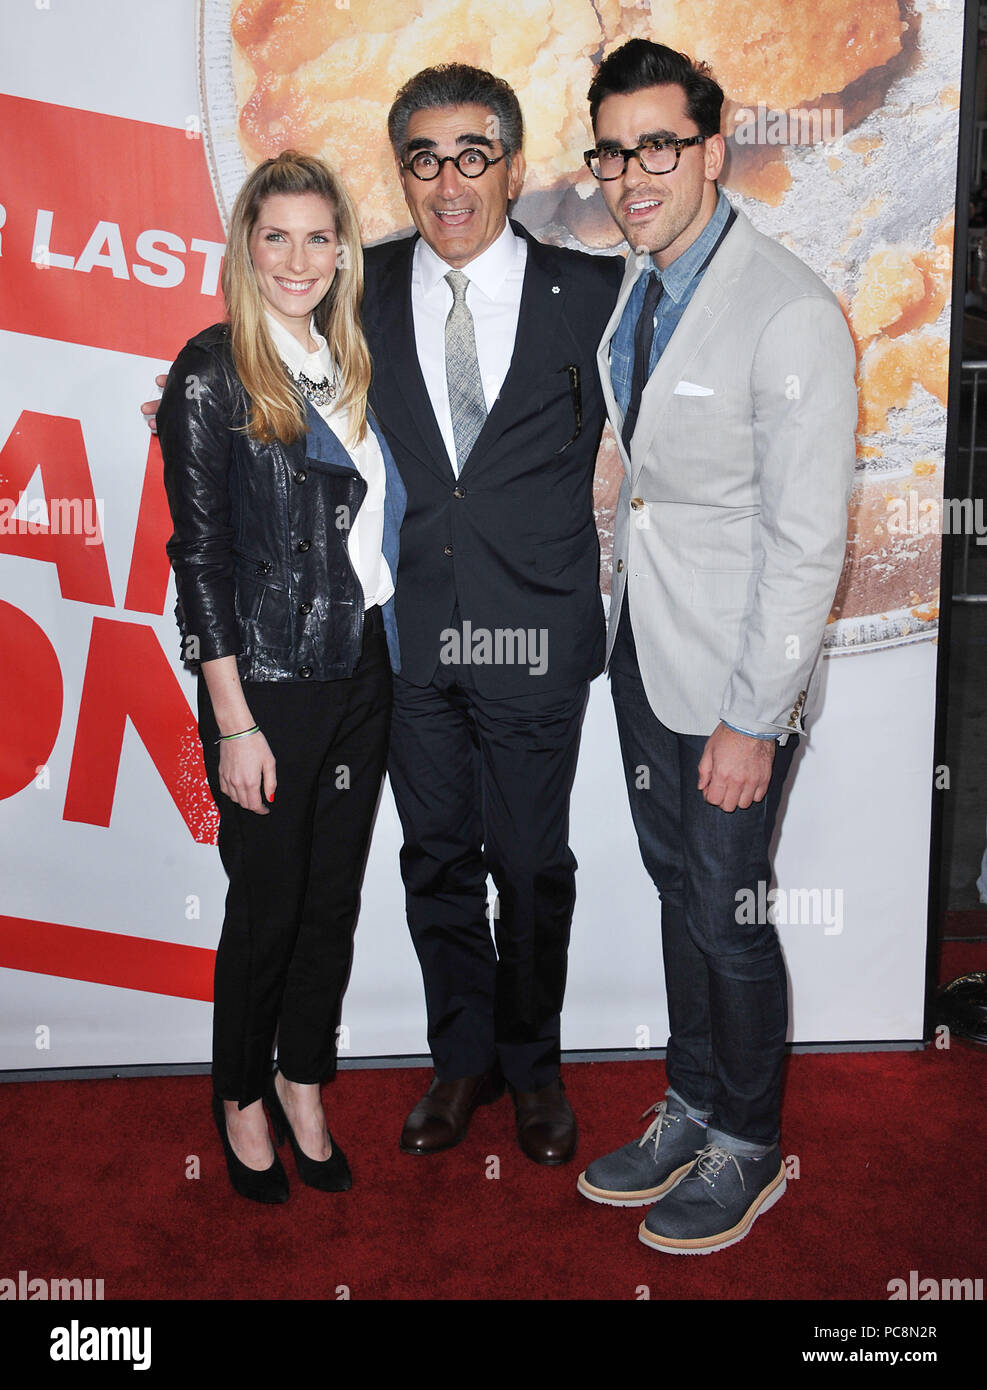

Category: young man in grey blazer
[575, 40, 857, 1253]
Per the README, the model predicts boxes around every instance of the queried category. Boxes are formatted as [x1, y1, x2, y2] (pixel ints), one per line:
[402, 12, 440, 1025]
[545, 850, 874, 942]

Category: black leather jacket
[158, 323, 369, 682]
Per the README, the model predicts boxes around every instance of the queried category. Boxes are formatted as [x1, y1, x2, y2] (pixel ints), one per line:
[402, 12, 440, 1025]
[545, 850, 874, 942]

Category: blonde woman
[158, 152, 404, 1203]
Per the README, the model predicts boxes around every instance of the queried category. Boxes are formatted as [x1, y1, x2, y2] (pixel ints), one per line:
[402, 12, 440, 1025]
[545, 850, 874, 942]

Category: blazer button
[616, 559, 624, 573]
[444, 544, 454, 556]
[453, 486, 466, 499]
[299, 601, 312, 615]
[297, 538, 311, 552]
[298, 665, 313, 679]
[293, 469, 307, 484]
[630, 498, 644, 511]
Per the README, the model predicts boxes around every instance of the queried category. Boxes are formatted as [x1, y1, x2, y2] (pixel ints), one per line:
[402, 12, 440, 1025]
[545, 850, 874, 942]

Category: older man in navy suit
[364, 66, 620, 1165]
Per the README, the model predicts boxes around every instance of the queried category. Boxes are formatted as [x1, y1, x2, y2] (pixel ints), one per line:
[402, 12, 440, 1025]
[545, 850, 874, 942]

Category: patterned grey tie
[444, 269, 487, 472]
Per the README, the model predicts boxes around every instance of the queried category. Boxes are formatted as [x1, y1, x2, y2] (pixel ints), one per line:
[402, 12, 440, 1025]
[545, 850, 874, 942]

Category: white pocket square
[674, 380, 715, 396]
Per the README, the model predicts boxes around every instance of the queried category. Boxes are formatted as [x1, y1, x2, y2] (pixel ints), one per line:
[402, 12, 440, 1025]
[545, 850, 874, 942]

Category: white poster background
[0, 0, 948, 1071]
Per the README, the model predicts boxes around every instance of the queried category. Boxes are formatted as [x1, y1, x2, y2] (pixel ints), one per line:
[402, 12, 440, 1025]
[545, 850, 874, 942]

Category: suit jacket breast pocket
[532, 365, 588, 456]
[669, 385, 731, 418]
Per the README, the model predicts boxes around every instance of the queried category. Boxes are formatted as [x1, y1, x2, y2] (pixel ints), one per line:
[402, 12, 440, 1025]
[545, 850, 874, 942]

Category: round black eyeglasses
[401, 148, 507, 181]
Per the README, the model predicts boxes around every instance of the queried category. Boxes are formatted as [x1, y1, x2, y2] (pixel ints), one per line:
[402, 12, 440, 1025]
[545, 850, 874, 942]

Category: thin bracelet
[215, 724, 260, 745]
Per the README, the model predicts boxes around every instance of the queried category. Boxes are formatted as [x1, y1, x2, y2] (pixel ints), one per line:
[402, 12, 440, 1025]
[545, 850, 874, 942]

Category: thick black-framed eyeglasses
[583, 135, 705, 181]
[401, 148, 507, 181]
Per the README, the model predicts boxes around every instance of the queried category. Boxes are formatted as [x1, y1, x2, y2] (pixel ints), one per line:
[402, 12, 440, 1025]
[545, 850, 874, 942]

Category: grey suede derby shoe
[577, 1100, 707, 1206]
[639, 1143, 786, 1254]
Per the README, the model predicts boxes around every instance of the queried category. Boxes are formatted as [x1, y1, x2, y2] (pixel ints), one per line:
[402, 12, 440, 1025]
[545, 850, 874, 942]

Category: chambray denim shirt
[610, 189, 732, 418]
[611, 190, 776, 742]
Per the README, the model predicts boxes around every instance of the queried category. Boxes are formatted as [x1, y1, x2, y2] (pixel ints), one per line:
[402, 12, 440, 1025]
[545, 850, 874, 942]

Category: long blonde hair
[222, 151, 371, 445]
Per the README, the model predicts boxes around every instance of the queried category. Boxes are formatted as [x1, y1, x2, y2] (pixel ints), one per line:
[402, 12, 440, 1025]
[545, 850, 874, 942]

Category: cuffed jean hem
[705, 1126, 777, 1159]
[665, 1086, 712, 1125]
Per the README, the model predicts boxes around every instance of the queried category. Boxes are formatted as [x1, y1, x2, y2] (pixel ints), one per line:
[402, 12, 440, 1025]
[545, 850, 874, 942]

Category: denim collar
[651, 189, 731, 302]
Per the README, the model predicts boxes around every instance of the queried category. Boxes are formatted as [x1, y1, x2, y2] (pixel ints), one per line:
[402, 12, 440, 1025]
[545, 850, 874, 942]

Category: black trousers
[198, 608, 392, 1108]
[387, 657, 589, 1092]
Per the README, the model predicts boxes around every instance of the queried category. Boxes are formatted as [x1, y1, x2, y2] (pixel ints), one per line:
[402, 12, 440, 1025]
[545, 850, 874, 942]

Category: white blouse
[265, 312, 394, 610]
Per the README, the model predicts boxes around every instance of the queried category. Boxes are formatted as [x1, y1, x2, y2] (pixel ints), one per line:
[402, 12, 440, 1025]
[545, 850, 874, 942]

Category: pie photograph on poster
[206, 0, 953, 640]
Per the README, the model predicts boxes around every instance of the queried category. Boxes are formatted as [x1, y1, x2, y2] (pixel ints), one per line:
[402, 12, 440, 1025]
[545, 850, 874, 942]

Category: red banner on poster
[0, 94, 225, 360]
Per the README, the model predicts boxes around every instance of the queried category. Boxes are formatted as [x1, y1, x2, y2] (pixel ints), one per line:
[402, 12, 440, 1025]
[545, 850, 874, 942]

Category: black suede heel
[212, 1093, 289, 1204]
[265, 1071, 352, 1192]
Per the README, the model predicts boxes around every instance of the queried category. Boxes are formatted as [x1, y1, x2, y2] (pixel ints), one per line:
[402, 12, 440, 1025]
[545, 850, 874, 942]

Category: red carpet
[943, 908, 987, 939]
[1, 1050, 983, 1304]
[1, 940, 983, 1311]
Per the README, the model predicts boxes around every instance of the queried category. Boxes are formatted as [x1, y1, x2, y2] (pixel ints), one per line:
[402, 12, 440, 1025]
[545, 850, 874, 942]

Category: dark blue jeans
[610, 608, 796, 1146]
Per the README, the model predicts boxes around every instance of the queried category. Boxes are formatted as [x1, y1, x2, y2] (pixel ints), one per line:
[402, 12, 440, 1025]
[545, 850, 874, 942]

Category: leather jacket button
[453, 486, 466, 499]
[297, 538, 311, 552]
[299, 601, 312, 615]
[444, 544, 453, 556]
[293, 469, 307, 484]
[298, 665, 313, 678]
[256, 560, 273, 575]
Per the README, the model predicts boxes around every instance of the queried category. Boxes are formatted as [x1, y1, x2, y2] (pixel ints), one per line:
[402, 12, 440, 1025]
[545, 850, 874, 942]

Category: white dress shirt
[411, 221, 527, 475]
[265, 312, 393, 610]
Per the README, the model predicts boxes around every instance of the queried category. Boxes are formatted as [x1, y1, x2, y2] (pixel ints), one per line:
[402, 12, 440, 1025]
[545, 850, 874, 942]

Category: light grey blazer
[598, 205, 858, 739]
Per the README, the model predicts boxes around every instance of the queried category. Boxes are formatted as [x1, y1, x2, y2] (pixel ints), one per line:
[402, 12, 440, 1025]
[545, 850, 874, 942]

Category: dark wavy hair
[588, 39, 724, 139]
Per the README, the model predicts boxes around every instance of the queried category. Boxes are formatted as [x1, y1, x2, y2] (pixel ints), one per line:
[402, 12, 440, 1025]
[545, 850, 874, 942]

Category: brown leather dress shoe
[513, 1079, 577, 1165]
[399, 1071, 504, 1154]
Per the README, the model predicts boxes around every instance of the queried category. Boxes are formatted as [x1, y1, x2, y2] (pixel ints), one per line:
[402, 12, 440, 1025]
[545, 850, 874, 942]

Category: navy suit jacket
[362, 220, 622, 697]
